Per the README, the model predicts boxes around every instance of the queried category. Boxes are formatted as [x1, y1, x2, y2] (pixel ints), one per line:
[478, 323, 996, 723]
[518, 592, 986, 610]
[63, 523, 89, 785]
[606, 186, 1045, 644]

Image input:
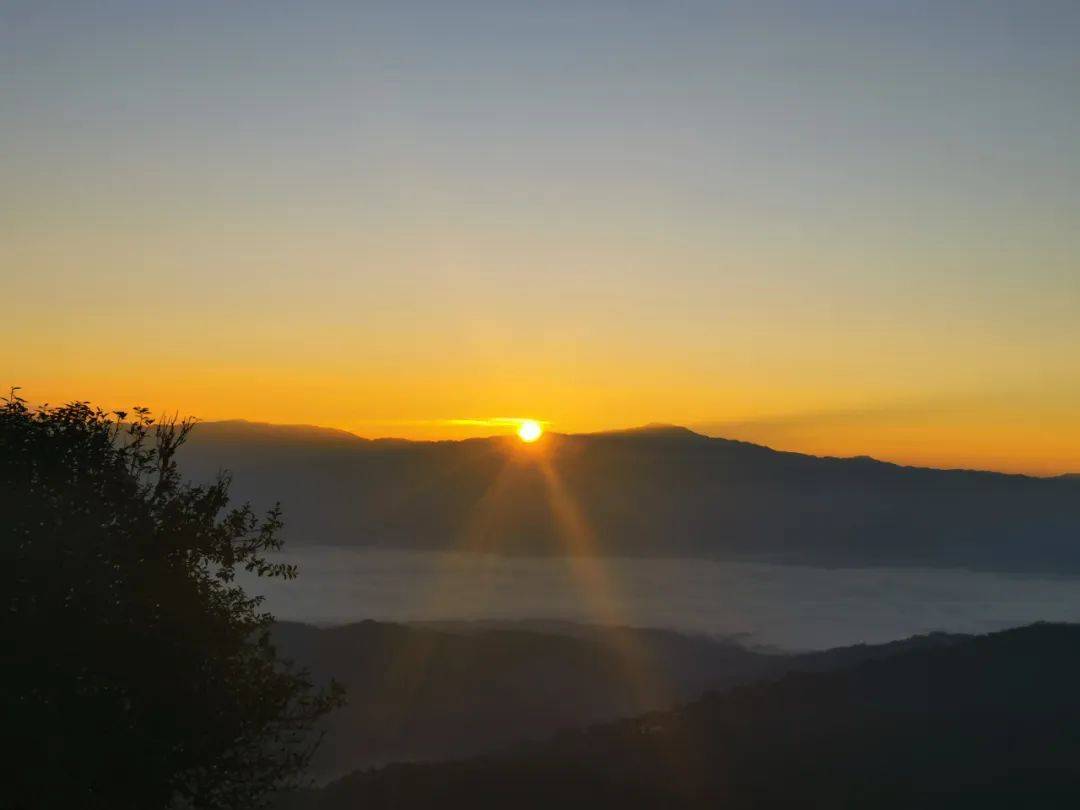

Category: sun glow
[517, 420, 543, 443]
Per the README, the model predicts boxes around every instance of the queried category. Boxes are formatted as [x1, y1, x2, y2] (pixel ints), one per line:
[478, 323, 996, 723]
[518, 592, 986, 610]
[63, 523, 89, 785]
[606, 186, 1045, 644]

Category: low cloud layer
[242, 547, 1080, 650]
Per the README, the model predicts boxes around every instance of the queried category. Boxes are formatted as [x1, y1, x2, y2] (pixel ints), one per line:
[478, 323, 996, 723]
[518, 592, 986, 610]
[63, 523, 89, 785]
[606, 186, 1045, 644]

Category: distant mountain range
[283, 623, 1080, 809]
[178, 420, 1080, 572]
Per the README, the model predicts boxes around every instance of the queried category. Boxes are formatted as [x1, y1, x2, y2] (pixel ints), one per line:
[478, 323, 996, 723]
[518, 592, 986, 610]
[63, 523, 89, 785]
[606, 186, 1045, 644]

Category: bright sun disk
[517, 420, 543, 443]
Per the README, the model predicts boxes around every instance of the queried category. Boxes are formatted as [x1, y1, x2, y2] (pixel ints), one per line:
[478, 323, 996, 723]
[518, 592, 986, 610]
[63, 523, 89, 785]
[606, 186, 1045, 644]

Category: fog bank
[243, 547, 1080, 650]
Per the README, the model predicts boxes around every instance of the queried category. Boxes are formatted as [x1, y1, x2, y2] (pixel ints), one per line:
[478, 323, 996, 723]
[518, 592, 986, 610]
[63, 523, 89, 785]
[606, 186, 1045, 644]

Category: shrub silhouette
[1, 392, 343, 810]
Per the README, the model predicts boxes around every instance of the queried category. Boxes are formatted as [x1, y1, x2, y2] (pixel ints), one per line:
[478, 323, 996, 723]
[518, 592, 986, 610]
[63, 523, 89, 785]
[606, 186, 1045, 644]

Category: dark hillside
[296, 623, 1080, 809]
[272, 621, 966, 782]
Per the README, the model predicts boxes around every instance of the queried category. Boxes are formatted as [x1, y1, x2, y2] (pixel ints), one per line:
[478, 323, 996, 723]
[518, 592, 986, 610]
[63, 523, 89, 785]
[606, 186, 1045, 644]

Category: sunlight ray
[380, 444, 523, 698]
[536, 455, 671, 713]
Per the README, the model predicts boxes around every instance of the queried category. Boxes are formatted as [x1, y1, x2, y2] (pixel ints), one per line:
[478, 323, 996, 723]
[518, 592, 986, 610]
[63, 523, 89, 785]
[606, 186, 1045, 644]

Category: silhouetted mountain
[179, 420, 1080, 571]
[271, 620, 965, 782]
[289, 623, 1080, 809]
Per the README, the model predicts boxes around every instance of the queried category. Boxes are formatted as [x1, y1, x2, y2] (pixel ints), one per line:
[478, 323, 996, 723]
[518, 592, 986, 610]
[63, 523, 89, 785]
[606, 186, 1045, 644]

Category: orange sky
[3, 2, 1079, 476]
[7, 366, 1079, 475]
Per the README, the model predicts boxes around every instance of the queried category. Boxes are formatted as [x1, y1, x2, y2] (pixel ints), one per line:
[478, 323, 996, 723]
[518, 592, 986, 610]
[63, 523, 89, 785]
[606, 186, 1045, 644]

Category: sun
[517, 420, 543, 443]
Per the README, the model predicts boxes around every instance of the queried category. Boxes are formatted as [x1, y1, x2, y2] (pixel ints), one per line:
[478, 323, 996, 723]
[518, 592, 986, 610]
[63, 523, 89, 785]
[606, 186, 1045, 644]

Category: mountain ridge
[270, 619, 970, 784]
[178, 420, 1080, 572]
[286, 623, 1080, 809]
[189, 419, 1062, 479]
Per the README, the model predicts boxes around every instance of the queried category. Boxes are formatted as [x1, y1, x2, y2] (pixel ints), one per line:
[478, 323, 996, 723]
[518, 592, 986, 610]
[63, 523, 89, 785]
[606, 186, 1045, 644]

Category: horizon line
[190, 417, 1077, 480]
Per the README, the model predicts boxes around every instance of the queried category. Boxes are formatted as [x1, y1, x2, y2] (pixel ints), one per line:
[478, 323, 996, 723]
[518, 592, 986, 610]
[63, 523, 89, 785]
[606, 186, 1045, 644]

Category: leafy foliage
[1, 392, 344, 810]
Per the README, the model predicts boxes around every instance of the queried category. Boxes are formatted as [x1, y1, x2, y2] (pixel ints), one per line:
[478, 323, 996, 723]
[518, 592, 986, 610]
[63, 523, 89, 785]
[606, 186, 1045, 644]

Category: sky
[2, 1, 1079, 474]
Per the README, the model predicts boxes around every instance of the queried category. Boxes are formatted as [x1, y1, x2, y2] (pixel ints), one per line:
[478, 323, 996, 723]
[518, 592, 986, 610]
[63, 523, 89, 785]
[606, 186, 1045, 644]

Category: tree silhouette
[1, 391, 344, 810]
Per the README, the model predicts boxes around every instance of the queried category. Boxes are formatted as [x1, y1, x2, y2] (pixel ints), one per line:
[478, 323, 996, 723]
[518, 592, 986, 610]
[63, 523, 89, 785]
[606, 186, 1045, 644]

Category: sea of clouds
[241, 546, 1080, 650]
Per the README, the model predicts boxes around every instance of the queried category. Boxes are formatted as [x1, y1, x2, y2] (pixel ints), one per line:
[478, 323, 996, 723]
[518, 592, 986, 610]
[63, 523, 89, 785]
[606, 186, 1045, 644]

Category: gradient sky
[2, 1, 1079, 473]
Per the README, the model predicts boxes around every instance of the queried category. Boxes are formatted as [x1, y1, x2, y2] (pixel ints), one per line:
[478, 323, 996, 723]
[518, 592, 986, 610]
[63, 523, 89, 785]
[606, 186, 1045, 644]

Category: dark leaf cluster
[1, 391, 344, 810]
